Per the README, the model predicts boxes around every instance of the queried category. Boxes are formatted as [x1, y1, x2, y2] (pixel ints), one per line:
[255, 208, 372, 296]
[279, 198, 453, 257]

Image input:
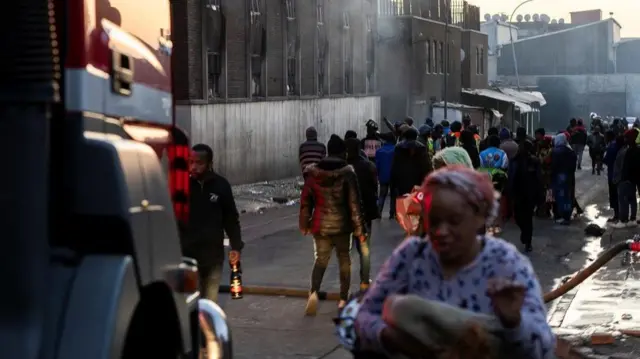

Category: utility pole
[443, 0, 449, 120]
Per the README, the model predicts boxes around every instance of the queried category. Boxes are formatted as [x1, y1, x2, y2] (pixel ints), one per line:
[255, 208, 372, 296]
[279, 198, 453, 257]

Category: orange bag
[395, 186, 423, 235]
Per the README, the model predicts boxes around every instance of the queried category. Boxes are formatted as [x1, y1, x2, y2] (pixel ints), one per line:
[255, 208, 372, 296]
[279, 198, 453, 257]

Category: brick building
[171, 0, 377, 102]
[376, 0, 488, 121]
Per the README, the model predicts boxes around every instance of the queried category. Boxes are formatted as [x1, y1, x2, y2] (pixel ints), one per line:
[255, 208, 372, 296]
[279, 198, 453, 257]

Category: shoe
[592, 169, 596, 175]
[555, 219, 570, 225]
[388, 213, 395, 220]
[360, 282, 370, 291]
[305, 292, 319, 316]
[627, 221, 638, 228]
[493, 226, 502, 235]
[576, 209, 584, 216]
[338, 300, 347, 310]
[524, 244, 533, 253]
[607, 217, 619, 223]
[611, 221, 628, 229]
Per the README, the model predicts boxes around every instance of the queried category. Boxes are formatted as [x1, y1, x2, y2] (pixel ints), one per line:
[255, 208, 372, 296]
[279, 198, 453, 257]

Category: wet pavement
[213, 155, 635, 359]
[232, 176, 302, 214]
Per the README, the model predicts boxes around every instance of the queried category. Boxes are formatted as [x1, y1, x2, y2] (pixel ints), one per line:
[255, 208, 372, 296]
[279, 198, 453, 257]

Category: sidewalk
[547, 194, 640, 358]
[232, 176, 302, 214]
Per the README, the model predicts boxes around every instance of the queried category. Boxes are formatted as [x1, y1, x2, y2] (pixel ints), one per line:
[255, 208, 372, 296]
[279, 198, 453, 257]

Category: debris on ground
[232, 177, 303, 214]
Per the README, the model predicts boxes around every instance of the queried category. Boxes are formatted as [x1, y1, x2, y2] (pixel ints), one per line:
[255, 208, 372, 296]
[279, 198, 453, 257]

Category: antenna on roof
[500, 14, 508, 22]
[558, 18, 565, 24]
[540, 14, 550, 23]
[524, 14, 531, 22]
[492, 14, 500, 21]
[484, 13, 491, 22]
[516, 14, 523, 22]
[532, 13, 539, 22]
[550, 19, 557, 24]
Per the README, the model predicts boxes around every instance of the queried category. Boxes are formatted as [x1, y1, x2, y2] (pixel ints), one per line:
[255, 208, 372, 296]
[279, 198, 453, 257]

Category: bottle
[229, 260, 243, 299]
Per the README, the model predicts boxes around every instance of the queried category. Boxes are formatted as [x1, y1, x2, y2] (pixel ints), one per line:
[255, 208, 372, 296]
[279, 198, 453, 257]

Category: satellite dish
[516, 14, 523, 22]
[500, 14, 508, 22]
[524, 14, 531, 22]
[558, 18, 565, 24]
[551, 19, 557, 24]
[492, 14, 500, 21]
[540, 14, 550, 23]
[484, 13, 491, 22]
[532, 13, 539, 22]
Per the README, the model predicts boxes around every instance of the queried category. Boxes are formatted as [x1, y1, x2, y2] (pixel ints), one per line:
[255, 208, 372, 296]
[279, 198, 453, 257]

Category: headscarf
[432, 147, 474, 169]
[554, 133, 570, 148]
[419, 165, 500, 228]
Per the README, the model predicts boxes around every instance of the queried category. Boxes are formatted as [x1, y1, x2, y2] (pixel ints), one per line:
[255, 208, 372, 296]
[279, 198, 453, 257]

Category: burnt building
[171, 0, 381, 184]
[377, 0, 488, 121]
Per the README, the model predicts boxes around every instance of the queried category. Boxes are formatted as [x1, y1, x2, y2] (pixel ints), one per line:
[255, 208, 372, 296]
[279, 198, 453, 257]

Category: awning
[462, 88, 533, 113]
[431, 101, 483, 110]
[497, 88, 547, 107]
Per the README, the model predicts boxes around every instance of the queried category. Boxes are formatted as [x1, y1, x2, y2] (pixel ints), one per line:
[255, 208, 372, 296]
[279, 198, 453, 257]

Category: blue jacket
[603, 142, 620, 181]
[479, 147, 509, 169]
[375, 143, 395, 184]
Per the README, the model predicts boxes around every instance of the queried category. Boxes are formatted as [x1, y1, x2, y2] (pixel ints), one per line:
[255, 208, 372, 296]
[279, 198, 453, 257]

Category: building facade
[377, 0, 488, 121]
[171, 0, 381, 184]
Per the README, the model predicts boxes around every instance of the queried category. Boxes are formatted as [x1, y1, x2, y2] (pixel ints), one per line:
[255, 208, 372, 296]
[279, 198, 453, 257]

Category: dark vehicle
[2, 1, 230, 359]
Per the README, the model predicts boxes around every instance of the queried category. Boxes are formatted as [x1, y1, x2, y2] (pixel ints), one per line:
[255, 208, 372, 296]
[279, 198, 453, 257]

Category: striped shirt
[299, 140, 326, 171]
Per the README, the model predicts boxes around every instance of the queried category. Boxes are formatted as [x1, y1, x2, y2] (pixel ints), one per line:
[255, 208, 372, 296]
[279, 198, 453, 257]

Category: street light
[509, 0, 534, 90]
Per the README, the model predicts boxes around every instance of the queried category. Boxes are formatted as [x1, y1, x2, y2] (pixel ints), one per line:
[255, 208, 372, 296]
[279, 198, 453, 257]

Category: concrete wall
[461, 30, 488, 89]
[177, 96, 381, 184]
[616, 39, 640, 74]
[498, 20, 618, 76]
[498, 74, 640, 130]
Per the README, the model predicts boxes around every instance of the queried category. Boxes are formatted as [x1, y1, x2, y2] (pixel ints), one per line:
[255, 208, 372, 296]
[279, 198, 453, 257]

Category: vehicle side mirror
[198, 299, 232, 359]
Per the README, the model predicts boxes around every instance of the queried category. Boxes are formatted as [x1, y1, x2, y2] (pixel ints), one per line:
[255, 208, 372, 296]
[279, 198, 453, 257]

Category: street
[220, 155, 632, 359]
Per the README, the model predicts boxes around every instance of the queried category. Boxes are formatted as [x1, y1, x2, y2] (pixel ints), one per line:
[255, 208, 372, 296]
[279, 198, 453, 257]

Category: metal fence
[379, 0, 480, 31]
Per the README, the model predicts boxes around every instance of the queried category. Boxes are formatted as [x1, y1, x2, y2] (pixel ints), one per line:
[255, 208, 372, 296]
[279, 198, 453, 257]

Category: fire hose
[217, 239, 640, 303]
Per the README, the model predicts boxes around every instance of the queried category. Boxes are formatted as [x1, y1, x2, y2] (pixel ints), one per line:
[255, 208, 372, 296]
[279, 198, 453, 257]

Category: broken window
[285, 0, 297, 95]
[204, 0, 224, 98]
[342, 12, 352, 94]
[366, 15, 375, 92]
[249, 0, 266, 97]
[316, 1, 326, 95]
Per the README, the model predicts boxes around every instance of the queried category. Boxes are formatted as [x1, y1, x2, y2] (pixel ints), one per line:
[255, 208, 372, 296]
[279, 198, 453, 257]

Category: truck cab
[0, 1, 231, 358]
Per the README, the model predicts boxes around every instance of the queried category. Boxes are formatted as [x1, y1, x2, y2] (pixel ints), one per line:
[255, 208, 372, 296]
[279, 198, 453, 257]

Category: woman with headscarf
[551, 134, 577, 225]
[459, 129, 481, 168]
[351, 166, 554, 359]
[432, 146, 474, 169]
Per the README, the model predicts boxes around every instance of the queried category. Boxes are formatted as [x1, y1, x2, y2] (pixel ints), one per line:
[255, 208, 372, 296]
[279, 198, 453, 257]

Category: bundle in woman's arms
[382, 294, 518, 359]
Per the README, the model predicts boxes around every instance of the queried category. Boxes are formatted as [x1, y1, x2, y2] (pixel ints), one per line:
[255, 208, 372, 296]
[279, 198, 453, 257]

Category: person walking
[346, 138, 379, 290]
[612, 130, 640, 228]
[375, 133, 396, 219]
[362, 120, 383, 162]
[184, 144, 244, 302]
[459, 129, 480, 168]
[508, 140, 542, 252]
[571, 119, 588, 170]
[551, 134, 577, 225]
[479, 135, 509, 234]
[499, 128, 519, 161]
[299, 126, 326, 176]
[587, 126, 606, 175]
[299, 135, 366, 314]
[390, 128, 433, 197]
[603, 131, 622, 223]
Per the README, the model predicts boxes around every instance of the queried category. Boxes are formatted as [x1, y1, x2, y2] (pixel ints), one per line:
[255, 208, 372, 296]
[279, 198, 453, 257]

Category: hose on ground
[543, 240, 638, 303]
[217, 240, 640, 303]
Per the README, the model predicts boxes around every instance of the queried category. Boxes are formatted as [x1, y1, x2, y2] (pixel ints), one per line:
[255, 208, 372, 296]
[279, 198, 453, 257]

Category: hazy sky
[472, 0, 640, 37]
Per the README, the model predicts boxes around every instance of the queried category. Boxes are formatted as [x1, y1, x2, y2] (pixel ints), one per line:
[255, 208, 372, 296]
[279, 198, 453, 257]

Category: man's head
[433, 124, 444, 138]
[425, 118, 435, 127]
[593, 126, 601, 134]
[569, 118, 577, 127]
[405, 117, 414, 127]
[467, 124, 479, 135]
[418, 124, 432, 138]
[499, 128, 511, 141]
[327, 134, 347, 158]
[190, 143, 213, 178]
[487, 127, 499, 137]
[450, 121, 463, 133]
[487, 135, 501, 148]
[534, 128, 545, 141]
[365, 119, 378, 135]
[403, 128, 419, 141]
[516, 127, 527, 140]
[462, 115, 471, 128]
[605, 130, 616, 143]
[624, 129, 638, 146]
[441, 120, 450, 128]
[344, 130, 358, 140]
[305, 126, 318, 141]
[345, 138, 361, 161]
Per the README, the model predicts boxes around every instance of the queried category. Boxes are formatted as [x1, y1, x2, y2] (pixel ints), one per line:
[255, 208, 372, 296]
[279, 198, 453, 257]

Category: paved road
[220, 157, 613, 359]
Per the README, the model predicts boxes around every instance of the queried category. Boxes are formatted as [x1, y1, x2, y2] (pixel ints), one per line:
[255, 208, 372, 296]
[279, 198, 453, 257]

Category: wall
[461, 30, 488, 89]
[377, 15, 488, 121]
[616, 39, 640, 74]
[498, 20, 617, 76]
[498, 74, 640, 130]
[177, 96, 381, 184]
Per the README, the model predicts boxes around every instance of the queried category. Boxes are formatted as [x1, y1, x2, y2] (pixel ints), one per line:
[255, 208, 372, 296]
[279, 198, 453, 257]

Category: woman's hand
[487, 278, 526, 328]
[380, 326, 443, 359]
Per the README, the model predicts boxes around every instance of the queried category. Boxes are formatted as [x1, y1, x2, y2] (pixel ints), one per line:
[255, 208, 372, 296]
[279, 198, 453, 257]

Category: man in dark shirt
[184, 143, 244, 302]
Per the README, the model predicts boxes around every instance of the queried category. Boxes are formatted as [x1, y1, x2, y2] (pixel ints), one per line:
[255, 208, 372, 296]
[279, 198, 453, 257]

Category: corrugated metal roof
[462, 88, 533, 112]
[497, 88, 547, 106]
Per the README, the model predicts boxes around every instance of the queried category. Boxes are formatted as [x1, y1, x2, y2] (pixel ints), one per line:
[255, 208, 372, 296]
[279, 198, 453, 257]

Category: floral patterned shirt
[355, 236, 555, 359]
